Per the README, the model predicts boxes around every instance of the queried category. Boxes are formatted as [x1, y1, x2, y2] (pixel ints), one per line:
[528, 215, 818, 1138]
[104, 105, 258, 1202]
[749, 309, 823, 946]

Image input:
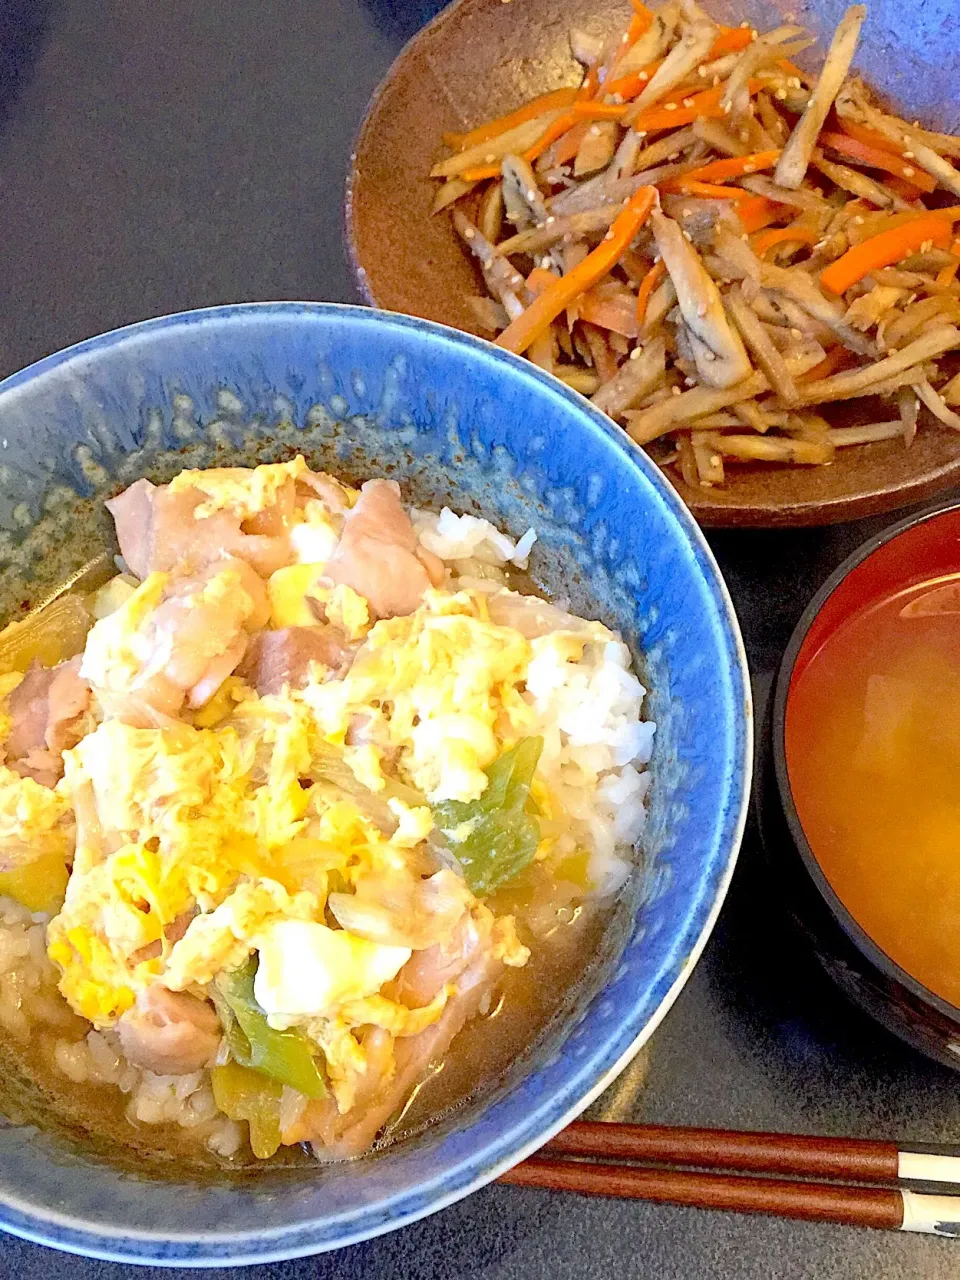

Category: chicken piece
[328, 868, 474, 951]
[5, 658, 92, 786]
[107, 466, 347, 582]
[116, 986, 221, 1075]
[236, 625, 354, 695]
[81, 557, 269, 726]
[107, 481, 290, 580]
[325, 480, 444, 619]
[313, 917, 502, 1158]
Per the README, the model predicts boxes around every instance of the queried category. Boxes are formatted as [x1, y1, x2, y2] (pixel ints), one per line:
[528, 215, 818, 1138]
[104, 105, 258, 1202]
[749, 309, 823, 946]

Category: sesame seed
[563, 233, 572, 243]
[630, 346, 643, 360]
[790, 327, 803, 339]
[740, 19, 750, 27]
[913, 119, 921, 128]
[698, 65, 708, 77]
[683, 97, 694, 108]
[703, 350, 716, 360]
[903, 166, 916, 177]
[751, 29, 758, 39]
[671, 385, 683, 395]
[639, 71, 649, 82]
[621, 32, 629, 43]
[484, 153, 496, 163]
[921, 239, 933, 252]
[604, 230, 615, 240]
[904, 150, 915, 159]
[526, 188, 537, 200]
[683, 230, 693, 241]
[464, 228, 475, 239]
[611, 93, 624, 104]
[711, 455, 721, 466]
[681, 206, 692, 216]
[723, 101, 732, 114]
[712, 75, 721, 87]
[788, 77, 801, 89]
[546, 215, 556, 225]
[743, 164, 756, 173]
[697, 301, 708, 317]
[669, 151, 680, 161]
[665, 102, 678, 111]
[775, 88, 788, 100]
[636, 131, 648, 139]
[589, 126, 601, 137]
[740, 232, 749, 241]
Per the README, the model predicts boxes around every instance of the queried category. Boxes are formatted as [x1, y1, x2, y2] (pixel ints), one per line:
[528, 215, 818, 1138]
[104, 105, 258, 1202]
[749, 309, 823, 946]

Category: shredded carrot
[817, 132, 937, 192]
[666, 179, 751, 200]
[443, 88, 579, 152]
[579, 289, 640, 338]
[682, 149, 781, 184]
[547, 119, 592, 167]
[635, 260, 666, 326]
[821, 214, 955, 294]
[461, 108, 580, 180]
[572, 101, 629, 121]
[835, 117, 906, 158]
[937, 240, 960, 287]
[884, 176, 925, 203]
[797, 345, 856, 382]
[709, 26, 755, 57]
[735, 195, 787, 233]
[496, 187, 658, 355]
[604, 60, 663, 102]
[526, 267, 561, 294]
[630, 78, 762, 132]
[578, 66, 600, 100]
[752, 224, 820, 255]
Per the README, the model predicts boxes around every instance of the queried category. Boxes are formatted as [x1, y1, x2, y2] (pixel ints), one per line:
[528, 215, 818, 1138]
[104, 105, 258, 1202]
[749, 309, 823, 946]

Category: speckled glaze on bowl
[0, 303, 750, 1265]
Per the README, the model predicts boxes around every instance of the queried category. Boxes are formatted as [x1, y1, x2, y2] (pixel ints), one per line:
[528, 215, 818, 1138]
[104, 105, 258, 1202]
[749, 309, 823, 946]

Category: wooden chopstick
[540, 1120, 960, 1186]
[497, 1122, 960, 1234]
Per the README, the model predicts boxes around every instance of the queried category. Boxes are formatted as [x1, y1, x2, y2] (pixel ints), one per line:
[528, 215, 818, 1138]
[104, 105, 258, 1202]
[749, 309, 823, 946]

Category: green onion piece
[212, 958, 325, 1099]
[432, 736, 544, 896]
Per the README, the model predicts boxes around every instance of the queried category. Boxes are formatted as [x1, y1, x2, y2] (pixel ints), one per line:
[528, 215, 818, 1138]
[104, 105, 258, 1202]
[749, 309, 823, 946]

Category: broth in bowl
[787, 573, 960, 1007]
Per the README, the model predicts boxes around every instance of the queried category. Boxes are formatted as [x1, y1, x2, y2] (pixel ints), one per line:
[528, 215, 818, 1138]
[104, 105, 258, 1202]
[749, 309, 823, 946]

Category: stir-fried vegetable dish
[432, 1, 960, 486]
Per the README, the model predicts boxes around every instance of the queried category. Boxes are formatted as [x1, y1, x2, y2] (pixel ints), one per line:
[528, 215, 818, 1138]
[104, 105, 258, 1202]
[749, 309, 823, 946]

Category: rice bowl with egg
[0, 455, 654, 1165]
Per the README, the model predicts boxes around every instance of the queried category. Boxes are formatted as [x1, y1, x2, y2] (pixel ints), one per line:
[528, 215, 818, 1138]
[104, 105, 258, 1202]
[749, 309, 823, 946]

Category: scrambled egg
[0, 765, 73, 866]
[168, 456, 310, 521]
[303, 589, 534, 802]
[0, 464, 570, 1125]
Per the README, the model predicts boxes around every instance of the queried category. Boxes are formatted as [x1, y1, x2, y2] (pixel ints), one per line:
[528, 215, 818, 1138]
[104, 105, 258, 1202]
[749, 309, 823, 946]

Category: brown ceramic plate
[346, 0, 960, 527]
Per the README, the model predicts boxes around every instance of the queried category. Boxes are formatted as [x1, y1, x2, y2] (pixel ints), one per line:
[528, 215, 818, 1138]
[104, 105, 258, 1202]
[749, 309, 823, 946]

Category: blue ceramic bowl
[0, 303, 750, 1265]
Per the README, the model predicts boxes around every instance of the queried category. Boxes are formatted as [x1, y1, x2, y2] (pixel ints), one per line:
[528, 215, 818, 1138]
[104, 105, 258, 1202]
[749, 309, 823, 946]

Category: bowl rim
[771, 494, 960, 1023]
[0, 301, 752, 1264]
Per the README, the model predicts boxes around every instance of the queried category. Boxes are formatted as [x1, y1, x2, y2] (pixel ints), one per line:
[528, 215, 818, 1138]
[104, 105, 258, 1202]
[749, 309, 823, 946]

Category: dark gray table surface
[2, 1, 960, 1275]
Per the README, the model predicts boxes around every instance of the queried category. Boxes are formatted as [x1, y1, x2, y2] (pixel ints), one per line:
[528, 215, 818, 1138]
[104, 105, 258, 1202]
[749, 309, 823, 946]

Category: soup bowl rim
[772, 494, 960, 1022]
